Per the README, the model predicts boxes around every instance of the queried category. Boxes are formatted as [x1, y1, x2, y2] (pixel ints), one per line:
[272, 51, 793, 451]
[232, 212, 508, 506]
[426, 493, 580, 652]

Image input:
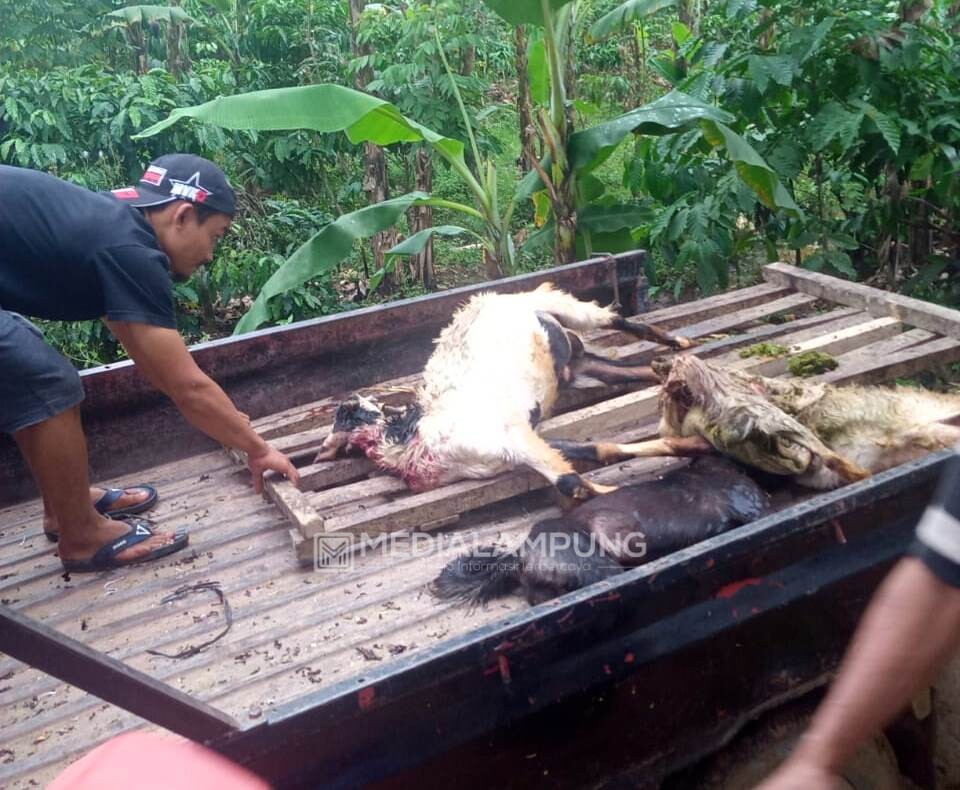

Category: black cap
[111, 154, 236, 216]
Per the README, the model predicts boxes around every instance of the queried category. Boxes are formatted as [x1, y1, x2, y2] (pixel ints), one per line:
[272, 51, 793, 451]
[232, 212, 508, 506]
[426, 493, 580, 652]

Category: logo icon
[168, 171, 212, 203]
[141, 165, 167, 186]
[315, 535, 354, 571]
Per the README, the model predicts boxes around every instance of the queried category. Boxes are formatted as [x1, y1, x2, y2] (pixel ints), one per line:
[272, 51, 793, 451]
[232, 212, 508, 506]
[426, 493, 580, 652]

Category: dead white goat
[316, 283, 692, 500]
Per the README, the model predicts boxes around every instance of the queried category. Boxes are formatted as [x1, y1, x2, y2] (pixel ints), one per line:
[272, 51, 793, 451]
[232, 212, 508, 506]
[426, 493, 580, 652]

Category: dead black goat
[431, 456, 771, 606]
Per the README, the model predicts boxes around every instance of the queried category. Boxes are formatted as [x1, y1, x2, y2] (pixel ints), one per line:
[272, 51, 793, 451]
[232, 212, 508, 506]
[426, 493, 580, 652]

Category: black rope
[147, 581, 233, 660]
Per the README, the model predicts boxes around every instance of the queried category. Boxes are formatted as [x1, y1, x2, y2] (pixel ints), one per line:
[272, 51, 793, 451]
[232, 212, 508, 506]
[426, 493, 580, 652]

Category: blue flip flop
[60, 516, 189, 574]
[94, 484, 159, 517]
[46, 484, 159, 543]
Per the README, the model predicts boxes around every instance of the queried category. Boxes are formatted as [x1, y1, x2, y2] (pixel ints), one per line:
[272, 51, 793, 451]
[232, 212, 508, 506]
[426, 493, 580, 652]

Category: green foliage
[588, 0, 675, 43]
[618, 0, 960, 295]
[235, 192, 431, 333]
[788, 351, 839, 377]
[739, 342, 789, 359]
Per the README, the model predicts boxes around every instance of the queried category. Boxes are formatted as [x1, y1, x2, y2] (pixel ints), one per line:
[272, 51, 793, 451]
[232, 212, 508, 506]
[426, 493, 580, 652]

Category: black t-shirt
[0, 165, 176, 327]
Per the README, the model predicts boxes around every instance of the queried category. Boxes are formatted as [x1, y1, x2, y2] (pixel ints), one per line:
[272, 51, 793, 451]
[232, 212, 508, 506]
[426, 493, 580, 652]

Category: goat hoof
[588, 482, 618, 496]
[673, 336, 696, 349]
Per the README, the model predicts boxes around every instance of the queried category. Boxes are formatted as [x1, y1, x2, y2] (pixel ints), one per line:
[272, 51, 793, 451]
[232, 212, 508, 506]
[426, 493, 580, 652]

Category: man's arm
[757, 557, 960, 789]
[105, 320, 300, 493]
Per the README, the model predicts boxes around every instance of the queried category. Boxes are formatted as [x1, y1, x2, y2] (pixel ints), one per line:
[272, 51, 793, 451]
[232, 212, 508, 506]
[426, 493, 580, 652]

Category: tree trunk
[675, 0, 702, 75]
[627, 27, 646, 107]
[514, 25, 537, 173]
[410, 147, 435, 290]
[126, 23, 149, 74]
[165, 0, 190, 78]
[460, 44, 476, 77]
[757, 7, 775, 50]
[349, 0, 399, 291]
[900, 0, 932, 24]
[554, 193, 578, 265]
[677, 0, 702, 37]
[950, 2, 960, 32]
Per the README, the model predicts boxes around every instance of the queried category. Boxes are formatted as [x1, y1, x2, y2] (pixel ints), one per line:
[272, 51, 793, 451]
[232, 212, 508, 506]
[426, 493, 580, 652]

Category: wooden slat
[723, 317, 902, 378]
[606, 292, 820, 362]
[636, 282, 793, 329]
[764, 262, 960, 340]
[314, 471, 547, 538]
[306, 475, 407, 511]
[814, 328, 935, 383]
[821, 335, 960, 385]
[267, 479, 326, 535]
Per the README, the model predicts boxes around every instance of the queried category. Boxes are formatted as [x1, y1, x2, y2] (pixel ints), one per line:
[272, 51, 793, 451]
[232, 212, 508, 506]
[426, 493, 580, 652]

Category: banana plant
[135, 84, 495, 332]
[484, 0, 798, 263]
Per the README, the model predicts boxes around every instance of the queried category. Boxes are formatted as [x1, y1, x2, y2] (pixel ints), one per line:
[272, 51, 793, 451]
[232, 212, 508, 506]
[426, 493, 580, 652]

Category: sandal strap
[93, 487, 126, 513]
[89, 519, 156, 569]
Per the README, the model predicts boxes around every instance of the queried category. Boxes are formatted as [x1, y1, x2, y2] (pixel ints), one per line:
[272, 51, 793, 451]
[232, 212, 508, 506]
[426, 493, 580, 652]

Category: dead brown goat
[551, 355, 960, 490]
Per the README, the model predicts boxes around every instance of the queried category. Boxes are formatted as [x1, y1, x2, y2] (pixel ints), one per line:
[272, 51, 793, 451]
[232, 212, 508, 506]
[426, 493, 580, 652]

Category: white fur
[367, 284, 621, 487]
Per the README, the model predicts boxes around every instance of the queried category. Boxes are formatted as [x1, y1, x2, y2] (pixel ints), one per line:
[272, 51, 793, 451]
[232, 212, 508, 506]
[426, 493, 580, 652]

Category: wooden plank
[764, 262, 960, 340]
[813, 328, 934, 383]
[586, 283, 793, 345]
[306, 475, 408, 512]
[722, 317, 903, 378]
[314, 471, 547, 538]
[634, 282, 793, 329]
[266, 479, 326, 535]
[296, 456, 376, 491]
[821, 335, 960, 386]
[606, 292, 820, 362]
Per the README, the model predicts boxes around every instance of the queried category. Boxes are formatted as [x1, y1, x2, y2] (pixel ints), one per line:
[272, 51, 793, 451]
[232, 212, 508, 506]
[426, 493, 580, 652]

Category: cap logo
[111, 187, 140, 200]
[141, 165, 167, 186]
[168, 171, 211, 203]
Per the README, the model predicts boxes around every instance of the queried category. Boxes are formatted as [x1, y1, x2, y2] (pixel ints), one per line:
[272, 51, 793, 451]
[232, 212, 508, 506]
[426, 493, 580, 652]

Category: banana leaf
[135, 84, 466, 169]
[588, 0, 676, 42]
[481, 0, 572, 26]
[700, 120, 800, 213]
[234, 192, 429, 334]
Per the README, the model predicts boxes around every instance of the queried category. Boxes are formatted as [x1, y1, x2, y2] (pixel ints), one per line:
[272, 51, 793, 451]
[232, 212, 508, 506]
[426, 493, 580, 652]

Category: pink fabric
[49, 732, 270, 790]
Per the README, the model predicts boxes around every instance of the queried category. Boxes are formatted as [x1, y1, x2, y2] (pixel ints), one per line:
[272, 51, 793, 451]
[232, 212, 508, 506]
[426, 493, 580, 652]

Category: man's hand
[247, 445, 301, 494]
[755, 758, 843, 790]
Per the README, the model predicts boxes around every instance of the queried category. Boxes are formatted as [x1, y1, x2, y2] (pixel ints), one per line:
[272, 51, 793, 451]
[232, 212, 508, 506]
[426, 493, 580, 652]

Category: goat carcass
[553, 354, 960, 490]
[431, 455, 770, 606]
[316, 283, 692, 500]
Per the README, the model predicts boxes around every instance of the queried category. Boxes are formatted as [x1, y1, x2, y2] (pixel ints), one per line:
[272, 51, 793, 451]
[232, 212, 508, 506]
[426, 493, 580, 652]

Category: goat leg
[610, 316, 695, 349]
[551, 435, 715, 464]
[514, 426, 617, 500]
[567, 352, 660, 385]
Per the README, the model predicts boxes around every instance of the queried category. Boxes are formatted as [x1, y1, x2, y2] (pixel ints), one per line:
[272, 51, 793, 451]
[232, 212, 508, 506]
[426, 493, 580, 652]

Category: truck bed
[2, 257, 960, 787]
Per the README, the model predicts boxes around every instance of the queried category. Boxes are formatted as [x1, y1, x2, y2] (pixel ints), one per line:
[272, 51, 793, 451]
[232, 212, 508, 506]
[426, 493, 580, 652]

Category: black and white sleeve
[910, 450, 960, 588]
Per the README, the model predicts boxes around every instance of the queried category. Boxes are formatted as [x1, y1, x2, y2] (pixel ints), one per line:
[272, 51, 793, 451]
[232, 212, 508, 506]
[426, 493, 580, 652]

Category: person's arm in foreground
[106, 320, 300, 493]
[757, 557, 960, 789]
[758, 450, 960, 790]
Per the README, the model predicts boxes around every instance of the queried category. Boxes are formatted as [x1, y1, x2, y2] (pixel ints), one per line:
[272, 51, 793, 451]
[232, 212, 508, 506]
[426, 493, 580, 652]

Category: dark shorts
[0, 308, 84, 434]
